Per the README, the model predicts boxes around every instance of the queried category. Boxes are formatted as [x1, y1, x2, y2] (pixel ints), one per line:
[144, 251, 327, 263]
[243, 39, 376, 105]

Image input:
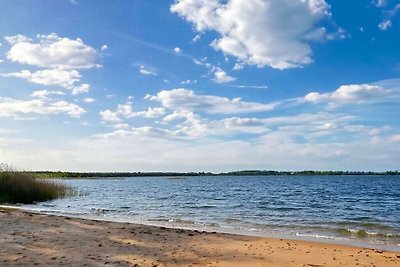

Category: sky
[0, 0, 399, 172]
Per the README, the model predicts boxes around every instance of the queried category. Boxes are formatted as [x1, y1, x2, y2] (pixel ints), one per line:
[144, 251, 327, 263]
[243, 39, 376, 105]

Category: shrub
[0, 165, 72, 204]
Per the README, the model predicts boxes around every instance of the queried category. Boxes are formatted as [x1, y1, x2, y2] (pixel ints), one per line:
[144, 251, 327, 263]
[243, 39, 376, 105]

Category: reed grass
[0, 165, 72, 204]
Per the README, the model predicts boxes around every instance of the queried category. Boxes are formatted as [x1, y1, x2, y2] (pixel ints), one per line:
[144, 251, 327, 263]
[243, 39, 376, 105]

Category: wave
[332, 221, 396, 231]
[336, 228, 400, 239]
[188, 205, 216, 209]
[90, 207, 118, 214]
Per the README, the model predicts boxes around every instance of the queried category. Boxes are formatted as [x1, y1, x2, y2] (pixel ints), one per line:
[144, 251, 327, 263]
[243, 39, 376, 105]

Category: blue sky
[0, 0, 399, 172]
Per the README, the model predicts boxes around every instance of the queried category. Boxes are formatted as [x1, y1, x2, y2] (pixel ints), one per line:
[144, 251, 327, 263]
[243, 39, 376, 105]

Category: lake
[19, 175, 400, 251]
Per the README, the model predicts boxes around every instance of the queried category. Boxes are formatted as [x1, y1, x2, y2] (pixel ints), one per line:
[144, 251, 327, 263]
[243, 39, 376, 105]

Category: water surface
[20, 175, 400, 251]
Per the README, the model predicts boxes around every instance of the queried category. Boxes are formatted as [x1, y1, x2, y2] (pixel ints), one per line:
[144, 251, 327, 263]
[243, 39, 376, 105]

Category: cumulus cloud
[2, 33, 99, 95]
[99, 109, 122, 122]
[1, 69, 81, 88]
[131, 107, 167, 118]
[303, 83, 395, 107]
[82, 98, 96, 103]
[4, 34, 32, 45]
[171, 0, 340, 69]
[5, 33, 99, 69]
[72, 83, 90, 95]
[31, 90, 65, 99]
[213, 68, 236, 83]
[0, 97, 85, 118]
[100, 100, 166, 122]
[174, 47, 182, 53]
[146, 88, 277, 114]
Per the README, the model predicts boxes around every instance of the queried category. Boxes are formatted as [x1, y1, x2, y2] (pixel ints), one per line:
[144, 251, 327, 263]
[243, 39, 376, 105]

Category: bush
[0, 165, 72, 204]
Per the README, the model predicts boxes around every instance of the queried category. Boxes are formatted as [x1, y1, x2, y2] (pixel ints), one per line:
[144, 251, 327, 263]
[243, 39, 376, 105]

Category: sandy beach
[0, 209, 398, 266]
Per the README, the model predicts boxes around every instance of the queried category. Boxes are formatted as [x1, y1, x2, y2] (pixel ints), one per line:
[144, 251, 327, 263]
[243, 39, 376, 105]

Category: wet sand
[0, 209, 399, 266]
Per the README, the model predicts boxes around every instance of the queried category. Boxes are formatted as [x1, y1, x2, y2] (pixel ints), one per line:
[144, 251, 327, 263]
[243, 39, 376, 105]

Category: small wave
[148, 218, 170, 222]
[168, 219, 196, 225]
[189, 205, 216, 209]
[336, 228, 400, 238]
[224, 218, 242, 223]
[333, 221, 395, 231]
[42, 203, 57, 207]
[90, 208, 117, 214]
[296, 233, 344, 240]
[258, 206, 300, 211]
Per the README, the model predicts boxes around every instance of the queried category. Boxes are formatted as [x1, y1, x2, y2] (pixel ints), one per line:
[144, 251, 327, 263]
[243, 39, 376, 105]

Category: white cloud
[192, 57, 237, 84]
[213, 68, 236, 83]
[192, 34, 201, 42]
[72, 83, 90, 95]
[2, 69, 91, 95]
[147, 88, 277, 114]
[171, 0, 339, 69]
[174, 47, 182, 53]
[233, 62, 244, 70]
[131, 107, 166, 118]
[303, 83, 395, 107]
[1, 69, 81, 88]
[0, 97, 85, 118]
[170, 114, 270, 137]
[100, 109, 122, 122]
[388, 134, 400, 143]
[3, 130, 399, 172]
[5, 33, 99, 69]
[31, 90, 65, 99]
[374, 2, 400, 31]
[378, 19, 392, 30]
[71, 108, 397, 171]
[308, 27, 348, 41]
[373, 0, 386, 8]
[100, 100, 166, 122]
[2, 34, 98, 96]
[114, 123, 130, 130]
[4, 34, 32, 45]
[138, 65, 158, 76]
[101, 44, 108, 51]
[180, 79, 197, 84]
[82, 98, 96, 103]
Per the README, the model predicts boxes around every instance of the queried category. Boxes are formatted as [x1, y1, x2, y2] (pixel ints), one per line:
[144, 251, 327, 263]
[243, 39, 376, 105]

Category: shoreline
[1, 208, 399, 266]
[3, 205, 400, 253]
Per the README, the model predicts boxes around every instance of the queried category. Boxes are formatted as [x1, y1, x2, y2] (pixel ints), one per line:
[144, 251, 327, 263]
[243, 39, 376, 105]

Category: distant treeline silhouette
[31, 170, 400, 178]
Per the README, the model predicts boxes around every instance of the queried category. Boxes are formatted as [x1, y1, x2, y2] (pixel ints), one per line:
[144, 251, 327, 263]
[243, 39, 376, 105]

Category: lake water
[19, 175, 400, 251]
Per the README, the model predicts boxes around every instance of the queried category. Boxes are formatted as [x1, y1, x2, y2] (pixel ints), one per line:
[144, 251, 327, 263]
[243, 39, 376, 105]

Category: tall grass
[0, 165, 72, 204]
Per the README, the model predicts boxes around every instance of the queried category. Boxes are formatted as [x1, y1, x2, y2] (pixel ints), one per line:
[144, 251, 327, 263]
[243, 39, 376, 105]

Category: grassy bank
[0, 166, 72, 204]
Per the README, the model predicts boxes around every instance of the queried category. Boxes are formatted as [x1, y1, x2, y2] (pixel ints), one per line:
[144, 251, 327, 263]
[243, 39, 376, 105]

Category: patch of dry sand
[0, 209, 399, 266]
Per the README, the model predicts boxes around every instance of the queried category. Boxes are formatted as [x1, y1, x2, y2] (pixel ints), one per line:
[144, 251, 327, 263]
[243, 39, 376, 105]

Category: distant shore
[32, 170, 400, 179]
[1, 209, 399, 267]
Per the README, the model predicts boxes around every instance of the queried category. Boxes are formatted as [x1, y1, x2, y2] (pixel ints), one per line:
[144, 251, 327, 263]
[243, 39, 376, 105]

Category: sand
[0, 209, 399, 267]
